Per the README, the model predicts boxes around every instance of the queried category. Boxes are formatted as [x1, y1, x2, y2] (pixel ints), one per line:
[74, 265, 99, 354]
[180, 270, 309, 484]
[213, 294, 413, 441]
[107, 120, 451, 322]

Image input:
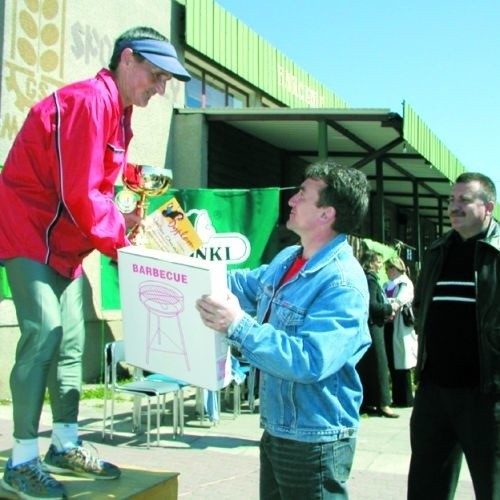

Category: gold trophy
[115, 163, 172, 246]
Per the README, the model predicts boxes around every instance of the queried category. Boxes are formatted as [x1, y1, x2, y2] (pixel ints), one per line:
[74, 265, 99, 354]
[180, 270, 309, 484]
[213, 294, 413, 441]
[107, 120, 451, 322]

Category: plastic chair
[197, 388, 220, 425]
[223, 357, 257, 416]
[102, 340, 182, 448]
[236, 363, 257, 414]
[144, 373, 189, 435]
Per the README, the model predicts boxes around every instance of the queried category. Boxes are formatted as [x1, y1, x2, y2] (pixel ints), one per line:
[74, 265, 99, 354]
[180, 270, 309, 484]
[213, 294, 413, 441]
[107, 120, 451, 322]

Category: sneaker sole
[0, 477, 65, 499]
[43, 463, 120, 480]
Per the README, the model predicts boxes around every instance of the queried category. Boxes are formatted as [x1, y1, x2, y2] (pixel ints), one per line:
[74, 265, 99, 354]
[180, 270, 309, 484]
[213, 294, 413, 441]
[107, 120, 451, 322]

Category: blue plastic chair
[145, 373, 189, 434]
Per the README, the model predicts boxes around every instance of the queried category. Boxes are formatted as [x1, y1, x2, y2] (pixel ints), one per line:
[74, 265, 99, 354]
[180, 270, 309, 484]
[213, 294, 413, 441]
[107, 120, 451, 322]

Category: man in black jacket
[407, 172, 499, 500]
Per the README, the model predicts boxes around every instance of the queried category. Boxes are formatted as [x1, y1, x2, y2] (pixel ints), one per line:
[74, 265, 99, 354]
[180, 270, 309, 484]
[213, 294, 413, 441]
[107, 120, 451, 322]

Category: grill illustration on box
[138, 281, 189, 370]
[118, 246, 231, 390]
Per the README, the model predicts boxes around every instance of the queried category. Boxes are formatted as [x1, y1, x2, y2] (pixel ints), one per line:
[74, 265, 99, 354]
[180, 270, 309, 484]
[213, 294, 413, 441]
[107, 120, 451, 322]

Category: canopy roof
[182, 0, 500, 225]
[178, 106, 479, 229]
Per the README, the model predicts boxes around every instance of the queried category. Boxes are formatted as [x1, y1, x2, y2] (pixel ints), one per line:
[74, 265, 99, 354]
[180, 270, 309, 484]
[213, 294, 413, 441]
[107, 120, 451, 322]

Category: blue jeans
[259, 431, 355, 499]
[408, 382, 500, 500]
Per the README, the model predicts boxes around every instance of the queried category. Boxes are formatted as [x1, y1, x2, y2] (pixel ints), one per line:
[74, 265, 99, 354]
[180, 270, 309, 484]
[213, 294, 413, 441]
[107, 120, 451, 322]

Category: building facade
[0, 0, 487, 397]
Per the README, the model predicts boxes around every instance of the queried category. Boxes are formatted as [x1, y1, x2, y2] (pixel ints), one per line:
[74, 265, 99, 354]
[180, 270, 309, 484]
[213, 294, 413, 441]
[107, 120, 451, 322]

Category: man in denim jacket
[197, 160, 371, 499]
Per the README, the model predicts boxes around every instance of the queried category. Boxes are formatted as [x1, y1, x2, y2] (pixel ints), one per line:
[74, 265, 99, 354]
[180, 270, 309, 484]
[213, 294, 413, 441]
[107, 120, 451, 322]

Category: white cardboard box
[117, 246, 231, 390]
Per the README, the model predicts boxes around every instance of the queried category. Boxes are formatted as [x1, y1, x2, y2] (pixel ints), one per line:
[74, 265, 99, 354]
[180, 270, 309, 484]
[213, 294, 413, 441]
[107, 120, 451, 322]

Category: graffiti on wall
[4, 0, 66, 115]
[0, 0, 117, 148]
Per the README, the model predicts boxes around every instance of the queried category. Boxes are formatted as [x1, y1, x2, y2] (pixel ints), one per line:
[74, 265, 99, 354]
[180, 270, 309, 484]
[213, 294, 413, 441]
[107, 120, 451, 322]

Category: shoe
[43, 442, 120, 480]
[360, 405, 378, 415]
[378, 408, 400, 418]
[1, 457, 66, 499]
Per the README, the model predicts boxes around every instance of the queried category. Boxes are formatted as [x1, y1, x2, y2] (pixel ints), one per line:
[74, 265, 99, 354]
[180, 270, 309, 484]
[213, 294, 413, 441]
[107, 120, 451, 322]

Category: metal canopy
[178, 107, 457, 230]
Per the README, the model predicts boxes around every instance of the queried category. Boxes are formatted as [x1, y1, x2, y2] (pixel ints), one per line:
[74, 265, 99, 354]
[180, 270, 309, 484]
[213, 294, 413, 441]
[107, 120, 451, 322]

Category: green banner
[101, 187, 280, 310]
[0, 266, 12, 299]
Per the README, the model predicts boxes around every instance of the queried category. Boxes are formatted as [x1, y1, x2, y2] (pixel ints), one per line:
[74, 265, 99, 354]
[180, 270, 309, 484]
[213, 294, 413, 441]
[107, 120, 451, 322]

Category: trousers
[357, 323, 391, 408]
[5, 257, 85, 439]
[259, 431, 355, 499]
[384, 323, 414, 407]
[408, 381, 500, 500]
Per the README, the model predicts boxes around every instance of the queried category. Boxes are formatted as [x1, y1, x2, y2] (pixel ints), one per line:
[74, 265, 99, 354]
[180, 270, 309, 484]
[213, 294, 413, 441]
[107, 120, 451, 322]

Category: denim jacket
[227, 234, 371, 442]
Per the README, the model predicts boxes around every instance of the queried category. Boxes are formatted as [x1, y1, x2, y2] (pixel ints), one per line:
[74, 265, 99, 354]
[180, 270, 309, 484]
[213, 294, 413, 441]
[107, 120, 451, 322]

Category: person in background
[407, 172, 499, 500]
[0, 26, 190, 499]
[196, 160, 371, 499]
[357, 250, 400, 418]
[383, 256, 417, 407]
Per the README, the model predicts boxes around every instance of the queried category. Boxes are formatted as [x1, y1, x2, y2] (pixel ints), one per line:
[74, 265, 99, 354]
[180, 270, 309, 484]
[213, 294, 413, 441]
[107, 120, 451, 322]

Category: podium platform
[0, 455, 178, 499]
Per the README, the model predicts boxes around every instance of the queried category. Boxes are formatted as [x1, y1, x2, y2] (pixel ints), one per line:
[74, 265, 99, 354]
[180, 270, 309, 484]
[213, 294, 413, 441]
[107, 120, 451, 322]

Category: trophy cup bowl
[120, 163, 173, 246]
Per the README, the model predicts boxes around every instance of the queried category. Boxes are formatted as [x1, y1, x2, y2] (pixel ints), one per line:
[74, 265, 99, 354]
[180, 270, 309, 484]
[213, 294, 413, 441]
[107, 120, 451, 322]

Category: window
[205, 74, 226, 108]
[228, 88, 246, 109]
[186, 62, 249, 108]
[186, 65, 203, 108]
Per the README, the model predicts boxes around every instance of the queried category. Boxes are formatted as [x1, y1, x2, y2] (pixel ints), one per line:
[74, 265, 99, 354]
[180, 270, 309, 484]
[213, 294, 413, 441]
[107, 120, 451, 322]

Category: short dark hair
[305, 160, 370, 234]
[455, 172, 496, 204]
[360, 250, 383, 272]
[109, 26, 168, 70]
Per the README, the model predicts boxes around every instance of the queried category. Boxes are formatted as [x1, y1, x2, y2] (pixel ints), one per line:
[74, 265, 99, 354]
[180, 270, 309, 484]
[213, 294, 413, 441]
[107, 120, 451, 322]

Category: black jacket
[414, 219, 500, 393]
[365, 270, 393, 327]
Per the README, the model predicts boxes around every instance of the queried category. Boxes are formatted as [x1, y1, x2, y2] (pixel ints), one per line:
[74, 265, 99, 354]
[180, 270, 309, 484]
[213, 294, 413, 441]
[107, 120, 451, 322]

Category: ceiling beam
[368, 176, 452, 183]
[379, 191, 448, 199]
[183, 109, 394, 123]
[350, 137, 404, 169]
[326, 120, 373, 151]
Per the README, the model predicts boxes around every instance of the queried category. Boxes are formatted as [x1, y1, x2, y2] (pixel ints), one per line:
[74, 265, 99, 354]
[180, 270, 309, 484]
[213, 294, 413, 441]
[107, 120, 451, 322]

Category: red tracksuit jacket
[0, 69, 132, 278]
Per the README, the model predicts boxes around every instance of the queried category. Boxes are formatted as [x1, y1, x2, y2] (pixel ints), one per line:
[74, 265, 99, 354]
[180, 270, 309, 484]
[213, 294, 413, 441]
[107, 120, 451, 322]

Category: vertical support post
[374, 158, 385, 242]
[438, 197, 444, 237]
[317, 120, 328, 160]
[412, 180, 422, 262]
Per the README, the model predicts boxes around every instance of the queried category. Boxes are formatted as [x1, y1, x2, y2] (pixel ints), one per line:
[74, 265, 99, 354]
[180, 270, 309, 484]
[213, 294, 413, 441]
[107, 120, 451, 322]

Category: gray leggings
[5, 257, 85, 439]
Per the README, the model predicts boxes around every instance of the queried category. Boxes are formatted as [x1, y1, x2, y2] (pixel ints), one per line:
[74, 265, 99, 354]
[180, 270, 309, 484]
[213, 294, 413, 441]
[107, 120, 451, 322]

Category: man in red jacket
[0, 26, 190, 499]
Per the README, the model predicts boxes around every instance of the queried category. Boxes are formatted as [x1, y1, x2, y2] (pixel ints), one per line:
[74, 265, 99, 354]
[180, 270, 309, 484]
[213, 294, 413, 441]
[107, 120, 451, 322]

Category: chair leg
[173, 393, 178, 437]
[224, 385, 231, 407]
[214, 390, 221, 426]
[102, 389, 108, 439]
[196, 387, 205, 424]
[248, 367, 256, 412]
[110, 391, 115, 440]
[132, 395, 142, 432]
[233, 383, 241, 418]
[178, 388, 184, 435]
[146, 398, 151, 449]
[156, 396, 161, 446]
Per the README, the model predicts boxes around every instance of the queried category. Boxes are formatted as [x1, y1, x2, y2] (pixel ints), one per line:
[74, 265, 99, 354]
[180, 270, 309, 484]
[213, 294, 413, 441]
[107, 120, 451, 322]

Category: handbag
[401, 303, 415, 327]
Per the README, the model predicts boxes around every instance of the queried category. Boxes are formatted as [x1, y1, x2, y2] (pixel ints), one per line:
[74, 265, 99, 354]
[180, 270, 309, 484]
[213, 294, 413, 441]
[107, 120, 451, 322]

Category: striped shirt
[422, 231, 483, 387]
